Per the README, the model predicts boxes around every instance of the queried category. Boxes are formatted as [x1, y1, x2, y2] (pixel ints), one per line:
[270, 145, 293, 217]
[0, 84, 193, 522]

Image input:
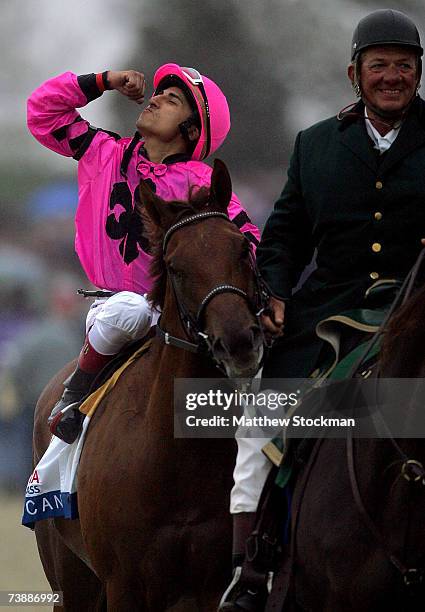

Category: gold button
[370, 272, 380, 280]
[372, 242, 382, 253]
[374, 211, 383, 220]
[376, 181, 383, 190]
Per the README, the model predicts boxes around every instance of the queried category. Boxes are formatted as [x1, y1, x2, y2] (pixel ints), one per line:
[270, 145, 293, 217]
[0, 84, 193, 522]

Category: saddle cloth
[22, 340, 152, 528]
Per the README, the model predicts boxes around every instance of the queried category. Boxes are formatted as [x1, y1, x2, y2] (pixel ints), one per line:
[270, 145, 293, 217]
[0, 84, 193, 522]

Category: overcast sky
[3, 0, 424, 172]
[1, 0, 139, 169]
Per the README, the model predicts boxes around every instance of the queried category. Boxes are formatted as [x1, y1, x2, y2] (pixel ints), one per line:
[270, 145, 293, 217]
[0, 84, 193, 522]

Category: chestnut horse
[33, 160, 264, 611]
[267, 276, 425, 612]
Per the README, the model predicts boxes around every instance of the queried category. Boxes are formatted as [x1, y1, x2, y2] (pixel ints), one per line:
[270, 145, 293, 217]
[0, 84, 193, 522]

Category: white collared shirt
[364, 107, 400, 154]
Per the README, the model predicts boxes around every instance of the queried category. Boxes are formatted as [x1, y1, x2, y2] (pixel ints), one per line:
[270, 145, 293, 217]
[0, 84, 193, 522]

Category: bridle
[346, 249, 425, 590]
[282, 250, 425, 603]
[347, 429, 425, 589]
[155, 210, 269, 370]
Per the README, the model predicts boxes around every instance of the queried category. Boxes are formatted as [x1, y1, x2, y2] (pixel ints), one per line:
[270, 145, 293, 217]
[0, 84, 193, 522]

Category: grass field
[0, 494, 50, 610]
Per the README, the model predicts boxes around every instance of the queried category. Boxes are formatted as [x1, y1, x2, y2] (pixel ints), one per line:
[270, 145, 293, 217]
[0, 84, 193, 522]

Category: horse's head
[139, 159, 264, 378]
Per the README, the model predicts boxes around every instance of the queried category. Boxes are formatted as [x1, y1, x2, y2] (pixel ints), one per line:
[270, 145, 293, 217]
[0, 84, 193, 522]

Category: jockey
[27, 64, 259, 444]
[220, 9, 425, 611]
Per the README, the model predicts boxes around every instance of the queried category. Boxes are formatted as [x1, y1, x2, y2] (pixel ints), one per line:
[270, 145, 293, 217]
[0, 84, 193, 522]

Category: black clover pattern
[105, 181, 155, 264]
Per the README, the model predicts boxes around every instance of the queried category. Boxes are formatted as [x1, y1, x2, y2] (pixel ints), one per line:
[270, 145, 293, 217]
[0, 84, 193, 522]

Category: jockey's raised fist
[107, 70, 146, 104]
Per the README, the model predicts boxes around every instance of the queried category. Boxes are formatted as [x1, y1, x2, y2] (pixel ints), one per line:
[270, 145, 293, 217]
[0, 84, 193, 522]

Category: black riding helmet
[349, 9, 423, 113]
[351, 9, 423, 62]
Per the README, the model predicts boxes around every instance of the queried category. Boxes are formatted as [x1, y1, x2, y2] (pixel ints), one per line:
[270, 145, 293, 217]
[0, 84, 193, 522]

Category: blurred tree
[112, 0, 288, 174]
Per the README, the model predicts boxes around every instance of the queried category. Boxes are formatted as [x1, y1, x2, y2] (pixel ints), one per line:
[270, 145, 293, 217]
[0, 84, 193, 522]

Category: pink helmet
[153, 63, 230, 161]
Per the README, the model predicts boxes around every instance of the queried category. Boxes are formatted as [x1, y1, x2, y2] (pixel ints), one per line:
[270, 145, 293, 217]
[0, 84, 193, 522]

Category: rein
[345, 249, 425, 590]
[280, 250, 425, 605]
[347, 431, 425, 588]
[156, 211, 269, 369]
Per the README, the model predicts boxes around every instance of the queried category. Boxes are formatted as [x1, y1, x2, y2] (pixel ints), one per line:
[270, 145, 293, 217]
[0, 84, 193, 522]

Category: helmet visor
[181, 67, 203, 85]
[181, 67, 211, 158]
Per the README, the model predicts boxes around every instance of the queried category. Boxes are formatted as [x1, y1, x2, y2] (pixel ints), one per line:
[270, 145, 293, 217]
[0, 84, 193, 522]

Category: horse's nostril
[213, 326, 262, 360]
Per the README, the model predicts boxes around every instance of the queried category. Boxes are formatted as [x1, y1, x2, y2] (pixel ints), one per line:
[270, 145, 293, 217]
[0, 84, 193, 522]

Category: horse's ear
[139, 180, 165, 227]
[210, 159, 232, 213]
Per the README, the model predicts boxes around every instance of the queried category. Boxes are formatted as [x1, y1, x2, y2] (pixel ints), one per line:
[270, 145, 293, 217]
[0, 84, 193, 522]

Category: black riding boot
[218, 513, 269, 612]
[48, 367, 97, 444]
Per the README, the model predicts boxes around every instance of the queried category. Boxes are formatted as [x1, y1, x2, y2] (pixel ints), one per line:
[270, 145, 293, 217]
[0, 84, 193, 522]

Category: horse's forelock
[141, 186, 212, 310]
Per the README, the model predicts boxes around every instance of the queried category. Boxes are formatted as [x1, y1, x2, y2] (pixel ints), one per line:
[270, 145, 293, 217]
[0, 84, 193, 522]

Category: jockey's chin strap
[155, 210, 269, 371]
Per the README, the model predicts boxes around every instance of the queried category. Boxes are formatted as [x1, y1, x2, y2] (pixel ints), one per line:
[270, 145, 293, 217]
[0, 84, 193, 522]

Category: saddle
[237, 257, 425, 610]
[232, 281, 401, 607]
[262, 279, 400, 474]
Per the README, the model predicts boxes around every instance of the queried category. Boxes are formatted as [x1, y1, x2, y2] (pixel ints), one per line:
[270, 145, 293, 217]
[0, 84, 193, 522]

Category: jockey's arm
[27, 71, 137, 163]
[226, 195, 285, 335]
[226, 192, 260, 251]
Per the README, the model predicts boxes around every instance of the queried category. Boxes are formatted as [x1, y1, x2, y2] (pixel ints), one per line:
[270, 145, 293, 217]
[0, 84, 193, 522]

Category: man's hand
[261, 296, 285, 337]
[106, 70, 146, 104]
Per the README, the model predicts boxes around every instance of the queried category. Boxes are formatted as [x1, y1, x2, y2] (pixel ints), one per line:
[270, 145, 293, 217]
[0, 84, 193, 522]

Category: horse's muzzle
[211, 324, 264, 378]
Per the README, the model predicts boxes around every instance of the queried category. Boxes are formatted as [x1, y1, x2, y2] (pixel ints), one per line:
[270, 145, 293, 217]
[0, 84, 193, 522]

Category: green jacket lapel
[379, 98, 425, 175]
[338, 116, 379, 173]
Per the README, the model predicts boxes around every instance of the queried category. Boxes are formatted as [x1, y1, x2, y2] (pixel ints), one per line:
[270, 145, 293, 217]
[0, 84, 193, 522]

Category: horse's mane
[138, 186, 211, 310]
[380, 283, 425, 375]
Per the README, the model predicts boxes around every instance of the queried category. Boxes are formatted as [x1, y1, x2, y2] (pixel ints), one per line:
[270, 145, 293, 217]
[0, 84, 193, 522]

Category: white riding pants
[230, 436, 272, 513]
[85, 291, 159, 355]
[230, 380, 274, 514]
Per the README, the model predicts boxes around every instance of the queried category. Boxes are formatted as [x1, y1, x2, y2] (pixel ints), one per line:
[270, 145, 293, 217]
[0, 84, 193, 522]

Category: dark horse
[267, 279, 425, 612]
[32, 160, 264, 611]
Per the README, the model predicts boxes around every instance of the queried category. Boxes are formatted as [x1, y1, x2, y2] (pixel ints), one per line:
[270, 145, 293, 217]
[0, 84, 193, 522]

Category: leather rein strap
[346, 248, 425, 589]
[347, 431, 425, 586]
[278, 250, 425, 606]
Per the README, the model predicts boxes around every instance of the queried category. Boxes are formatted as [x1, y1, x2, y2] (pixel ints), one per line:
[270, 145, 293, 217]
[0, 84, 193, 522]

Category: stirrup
[219, 567, 243, 610]
[218, 567, 272, 612]
[49, 403, 85, 444]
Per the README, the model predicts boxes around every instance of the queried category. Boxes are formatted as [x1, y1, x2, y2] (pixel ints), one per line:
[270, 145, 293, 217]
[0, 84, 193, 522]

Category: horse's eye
[168, 261, 184, 280]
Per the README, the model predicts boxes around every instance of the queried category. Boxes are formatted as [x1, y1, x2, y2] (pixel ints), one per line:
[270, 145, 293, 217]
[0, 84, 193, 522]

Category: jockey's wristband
[96, 71, 112, 93]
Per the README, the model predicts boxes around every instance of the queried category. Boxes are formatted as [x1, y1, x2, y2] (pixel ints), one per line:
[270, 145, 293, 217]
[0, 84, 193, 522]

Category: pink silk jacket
[27, 72, 260, 294]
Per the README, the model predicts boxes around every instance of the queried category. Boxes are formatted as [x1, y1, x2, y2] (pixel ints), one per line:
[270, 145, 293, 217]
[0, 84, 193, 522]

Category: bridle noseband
[156, 211, 269, 370]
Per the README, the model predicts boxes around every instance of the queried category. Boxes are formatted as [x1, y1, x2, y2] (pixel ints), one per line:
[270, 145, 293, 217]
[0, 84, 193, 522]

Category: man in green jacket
[260, 9, 425, 379]
[220, 8, 425, 612]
